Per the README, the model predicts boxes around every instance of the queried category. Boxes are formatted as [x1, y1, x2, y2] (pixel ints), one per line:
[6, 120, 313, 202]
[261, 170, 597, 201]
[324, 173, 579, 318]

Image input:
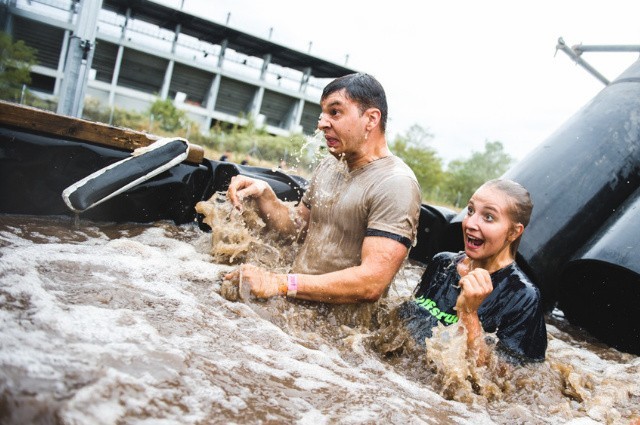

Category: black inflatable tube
[559, 188, 640, 354]
[408, 204, 458, 263]
[212, 162, 308, 203]
[195, 161, 309, 231]
[62, 138, 189, 212]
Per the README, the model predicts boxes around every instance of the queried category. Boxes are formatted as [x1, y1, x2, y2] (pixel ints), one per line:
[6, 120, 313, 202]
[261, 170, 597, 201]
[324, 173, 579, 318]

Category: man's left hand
[223, 264, 282, 299]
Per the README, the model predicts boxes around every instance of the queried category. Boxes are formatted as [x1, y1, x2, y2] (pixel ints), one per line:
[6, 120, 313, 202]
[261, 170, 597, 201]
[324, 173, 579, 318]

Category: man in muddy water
[224, 73, 422, 304]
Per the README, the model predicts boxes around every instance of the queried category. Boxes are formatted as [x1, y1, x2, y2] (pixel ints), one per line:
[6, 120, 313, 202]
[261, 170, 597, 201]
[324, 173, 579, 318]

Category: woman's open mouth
[466, 235, 484, 248]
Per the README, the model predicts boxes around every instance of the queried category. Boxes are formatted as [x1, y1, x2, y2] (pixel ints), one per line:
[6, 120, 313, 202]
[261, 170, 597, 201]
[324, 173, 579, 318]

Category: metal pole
[57, 0, 104, 117]
[555, 37, 610, 86]
[573, 44, 640, 53]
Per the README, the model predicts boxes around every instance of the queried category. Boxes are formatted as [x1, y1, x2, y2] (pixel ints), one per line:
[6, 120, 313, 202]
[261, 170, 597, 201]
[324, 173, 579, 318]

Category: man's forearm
[284, 266, 390, 304]
[255, 191, 304, 237]
[287, 237, 407, 303]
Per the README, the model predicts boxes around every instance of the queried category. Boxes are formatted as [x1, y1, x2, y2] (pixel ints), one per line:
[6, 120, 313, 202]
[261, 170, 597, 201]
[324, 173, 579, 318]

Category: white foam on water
[0, 217, 638, 424]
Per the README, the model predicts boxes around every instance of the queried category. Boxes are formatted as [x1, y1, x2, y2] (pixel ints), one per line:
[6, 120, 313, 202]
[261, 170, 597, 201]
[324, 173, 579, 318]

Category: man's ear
[364, 108, 381, 131]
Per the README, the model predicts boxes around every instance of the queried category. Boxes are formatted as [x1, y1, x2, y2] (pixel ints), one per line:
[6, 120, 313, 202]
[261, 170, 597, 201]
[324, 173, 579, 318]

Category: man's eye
[467, 207, 474, 215]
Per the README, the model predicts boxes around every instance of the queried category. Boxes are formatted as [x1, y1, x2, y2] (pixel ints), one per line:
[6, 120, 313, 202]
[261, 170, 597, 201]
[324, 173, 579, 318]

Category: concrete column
[160, 23, 181, 100]
[289, 98, 305, 132]
[1, 0, 16, 37]
[260, 53, 271, 80]
[217, 39, 228, 69]
[247, 52, 271, 120]
[54, 29, 70, 96]
[108, 45, 124, 107]
[282, 99, 304, 132]
[160, 60, 175, 100]
[250, 86, 264, 118]
[299, 66, 311, 93]
[53, 0, 75, 95]
[203, 73, 221, 132]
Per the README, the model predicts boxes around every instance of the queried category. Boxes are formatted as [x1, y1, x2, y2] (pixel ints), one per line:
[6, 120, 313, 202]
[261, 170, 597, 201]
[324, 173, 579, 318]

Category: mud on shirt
[400, 251, 548, 362]
[292, 155, 421, 275]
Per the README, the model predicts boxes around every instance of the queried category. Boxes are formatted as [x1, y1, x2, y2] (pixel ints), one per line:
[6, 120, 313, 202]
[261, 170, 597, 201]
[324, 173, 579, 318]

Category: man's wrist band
[286, 274, 298, 298]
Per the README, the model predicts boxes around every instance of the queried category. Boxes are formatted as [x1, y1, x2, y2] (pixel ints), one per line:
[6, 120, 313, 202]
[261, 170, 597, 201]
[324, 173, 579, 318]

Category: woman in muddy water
[390, 178, 547, 366]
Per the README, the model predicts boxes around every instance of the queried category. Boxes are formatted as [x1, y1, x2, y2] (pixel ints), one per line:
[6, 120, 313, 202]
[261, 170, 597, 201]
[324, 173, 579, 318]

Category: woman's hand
[455, 268, 493, 314]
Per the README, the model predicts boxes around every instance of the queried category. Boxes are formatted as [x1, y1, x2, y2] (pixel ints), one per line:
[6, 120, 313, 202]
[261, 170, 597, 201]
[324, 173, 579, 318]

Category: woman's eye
[485, 214, 494, 222]
[467, 207, 474, 215]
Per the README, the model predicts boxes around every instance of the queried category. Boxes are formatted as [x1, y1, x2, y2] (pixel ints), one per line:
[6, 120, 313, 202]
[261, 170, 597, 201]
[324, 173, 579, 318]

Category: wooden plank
[0, 100, 205, 164]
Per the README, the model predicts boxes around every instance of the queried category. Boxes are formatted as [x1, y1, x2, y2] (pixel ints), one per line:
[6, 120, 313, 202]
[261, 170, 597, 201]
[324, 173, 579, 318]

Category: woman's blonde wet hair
[478, 179, 533, 256]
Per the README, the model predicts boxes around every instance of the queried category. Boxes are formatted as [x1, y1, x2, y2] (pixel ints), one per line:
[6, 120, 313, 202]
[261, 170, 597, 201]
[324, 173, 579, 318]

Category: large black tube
[211, 162, 308, 203]
[496, 59, 640, 309]
[559, 188, 640, 354]
[408, 204, 458, 264]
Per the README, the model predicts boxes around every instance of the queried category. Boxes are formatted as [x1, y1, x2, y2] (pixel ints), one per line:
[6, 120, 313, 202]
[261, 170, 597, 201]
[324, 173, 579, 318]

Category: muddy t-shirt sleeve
[478, 266, 548, 363]
[366, 173, 421, 247]
[492, 281, 548, 362]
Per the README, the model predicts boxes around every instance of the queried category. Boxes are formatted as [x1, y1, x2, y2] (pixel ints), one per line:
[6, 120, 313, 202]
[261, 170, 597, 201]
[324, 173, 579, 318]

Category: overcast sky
[159, 0, 640, 164]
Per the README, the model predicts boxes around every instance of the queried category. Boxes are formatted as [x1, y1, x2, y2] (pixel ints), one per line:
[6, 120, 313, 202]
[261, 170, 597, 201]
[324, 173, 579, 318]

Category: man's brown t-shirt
[292, 155, 421, 275]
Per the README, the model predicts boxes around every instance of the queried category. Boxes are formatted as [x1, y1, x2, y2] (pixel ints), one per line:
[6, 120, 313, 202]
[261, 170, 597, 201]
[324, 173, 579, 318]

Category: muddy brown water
[0, 211, 638, 425]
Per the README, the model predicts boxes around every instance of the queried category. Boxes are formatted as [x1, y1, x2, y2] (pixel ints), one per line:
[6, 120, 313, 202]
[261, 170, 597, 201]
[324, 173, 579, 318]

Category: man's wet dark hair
[321, 73, 388, 133]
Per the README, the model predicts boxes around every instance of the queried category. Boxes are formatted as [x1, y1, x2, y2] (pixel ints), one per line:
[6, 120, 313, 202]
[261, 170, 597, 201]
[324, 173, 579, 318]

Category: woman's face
[462, 185, 522, 269]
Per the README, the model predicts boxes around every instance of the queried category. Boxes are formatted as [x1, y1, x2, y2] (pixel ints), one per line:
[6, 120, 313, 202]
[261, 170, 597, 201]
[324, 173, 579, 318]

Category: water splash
[195, 192, 300, 269]
[284, 130, 329, 176]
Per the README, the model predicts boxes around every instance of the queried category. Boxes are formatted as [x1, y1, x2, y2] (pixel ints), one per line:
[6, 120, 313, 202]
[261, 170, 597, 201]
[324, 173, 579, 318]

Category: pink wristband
[287, 274, 298, 298]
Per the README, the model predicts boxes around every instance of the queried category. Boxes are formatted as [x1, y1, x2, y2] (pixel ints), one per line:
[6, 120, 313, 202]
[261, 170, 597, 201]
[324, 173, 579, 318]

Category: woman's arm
[455, 267, 493, 366]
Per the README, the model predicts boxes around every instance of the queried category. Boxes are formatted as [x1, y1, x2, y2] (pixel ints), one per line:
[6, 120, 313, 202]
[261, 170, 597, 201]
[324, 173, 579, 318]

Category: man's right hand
[227, 175, 273, 212]
[227, 174, 309, 239]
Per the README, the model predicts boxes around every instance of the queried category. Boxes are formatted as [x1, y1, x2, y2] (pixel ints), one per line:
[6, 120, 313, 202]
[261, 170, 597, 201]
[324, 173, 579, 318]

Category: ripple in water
[0, 214, 638, 424]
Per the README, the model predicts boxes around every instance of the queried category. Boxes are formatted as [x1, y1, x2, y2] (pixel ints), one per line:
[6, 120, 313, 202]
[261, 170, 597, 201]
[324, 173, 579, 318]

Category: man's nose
[317, 113, 329, 130]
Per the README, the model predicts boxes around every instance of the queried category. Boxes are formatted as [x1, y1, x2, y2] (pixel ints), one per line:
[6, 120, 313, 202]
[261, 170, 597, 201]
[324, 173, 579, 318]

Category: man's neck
[344, 137, 391, 171]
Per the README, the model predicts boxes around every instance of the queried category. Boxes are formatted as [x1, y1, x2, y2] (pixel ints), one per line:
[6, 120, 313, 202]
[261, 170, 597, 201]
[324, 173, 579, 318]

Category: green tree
[443, 140, 515, 207]
[0, 32, 38, 101]
[149, 98, 186, 132]
[390, 124, 444, 200]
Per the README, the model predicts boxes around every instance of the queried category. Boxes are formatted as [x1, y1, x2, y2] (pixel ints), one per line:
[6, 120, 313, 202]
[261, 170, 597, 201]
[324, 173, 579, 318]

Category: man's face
[317, 89, 368, 159]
